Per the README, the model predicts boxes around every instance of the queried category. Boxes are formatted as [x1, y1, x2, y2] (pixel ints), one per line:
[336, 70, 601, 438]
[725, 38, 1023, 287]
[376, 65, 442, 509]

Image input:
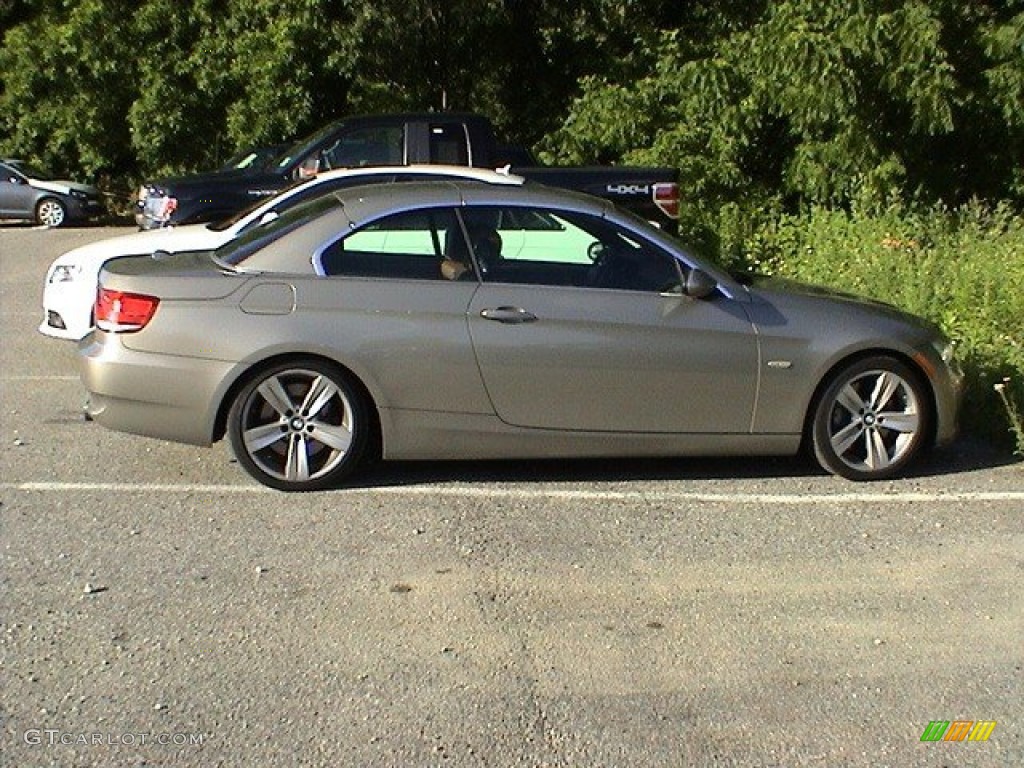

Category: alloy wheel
[36, 198, 66, 227]
[812, 357, 931, 480]
[229, 362, 367, 490]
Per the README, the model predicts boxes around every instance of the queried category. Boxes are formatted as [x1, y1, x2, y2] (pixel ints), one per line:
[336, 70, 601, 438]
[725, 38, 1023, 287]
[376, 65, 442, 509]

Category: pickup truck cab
[136, 113, 679, 232]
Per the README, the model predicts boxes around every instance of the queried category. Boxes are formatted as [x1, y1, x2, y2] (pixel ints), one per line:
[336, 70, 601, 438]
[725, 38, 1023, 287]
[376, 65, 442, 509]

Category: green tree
[540, 0, 1023, 251]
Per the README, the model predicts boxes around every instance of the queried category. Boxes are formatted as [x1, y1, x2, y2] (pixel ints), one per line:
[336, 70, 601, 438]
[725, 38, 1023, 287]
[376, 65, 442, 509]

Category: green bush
[728, 201, 1024, 453]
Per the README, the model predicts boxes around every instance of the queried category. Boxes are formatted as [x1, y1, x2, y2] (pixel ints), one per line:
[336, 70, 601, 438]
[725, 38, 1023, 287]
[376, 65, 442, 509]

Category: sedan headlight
[69, 189, 89, 200]
[49, 264, 81, 283]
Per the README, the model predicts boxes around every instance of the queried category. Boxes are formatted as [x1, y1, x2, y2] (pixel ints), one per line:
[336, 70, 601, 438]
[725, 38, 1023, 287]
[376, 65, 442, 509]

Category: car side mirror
[684, 268, 718, 299]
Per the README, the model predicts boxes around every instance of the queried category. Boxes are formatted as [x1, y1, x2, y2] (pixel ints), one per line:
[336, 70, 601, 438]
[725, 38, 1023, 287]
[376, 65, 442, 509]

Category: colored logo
[920, 720, 996, 742]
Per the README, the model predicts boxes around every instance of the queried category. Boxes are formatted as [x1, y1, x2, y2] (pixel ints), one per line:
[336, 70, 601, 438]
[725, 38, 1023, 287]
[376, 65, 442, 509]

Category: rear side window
[317, 208, 469, 281]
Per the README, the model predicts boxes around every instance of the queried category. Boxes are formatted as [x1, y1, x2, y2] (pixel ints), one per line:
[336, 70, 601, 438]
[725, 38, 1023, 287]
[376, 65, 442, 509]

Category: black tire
[227, 359, 370, 491]
[36, 197, 67, 227]
[811, 355, 932, 481]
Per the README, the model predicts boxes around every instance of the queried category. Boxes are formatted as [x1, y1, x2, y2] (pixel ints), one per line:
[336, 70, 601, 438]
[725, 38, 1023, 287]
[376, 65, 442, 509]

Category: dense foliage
[2, 0, 1022, 449]
[4, 0, 1019, 203]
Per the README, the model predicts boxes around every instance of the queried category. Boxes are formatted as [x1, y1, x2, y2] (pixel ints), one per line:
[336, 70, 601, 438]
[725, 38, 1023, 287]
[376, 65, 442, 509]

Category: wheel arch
[212, 352, 384, 460]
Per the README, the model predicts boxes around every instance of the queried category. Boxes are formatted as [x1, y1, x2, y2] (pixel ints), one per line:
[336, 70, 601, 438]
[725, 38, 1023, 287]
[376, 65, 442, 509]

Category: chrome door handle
[480, 307, 537, 324]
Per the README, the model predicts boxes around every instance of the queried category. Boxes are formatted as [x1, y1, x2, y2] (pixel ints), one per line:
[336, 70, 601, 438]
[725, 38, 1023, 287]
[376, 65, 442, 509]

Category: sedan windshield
[206, 178, 313, 233]
[8, 161, 51, 180]
[269, 121, 344, 172]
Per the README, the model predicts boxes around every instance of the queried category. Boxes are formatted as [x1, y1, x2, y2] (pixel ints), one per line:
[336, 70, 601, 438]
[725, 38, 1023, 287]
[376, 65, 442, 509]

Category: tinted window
[460, 206, 682, 292]
[429, 123, 469, 165]
[321, 126, 405, 169]
[318, 208, 469, 281]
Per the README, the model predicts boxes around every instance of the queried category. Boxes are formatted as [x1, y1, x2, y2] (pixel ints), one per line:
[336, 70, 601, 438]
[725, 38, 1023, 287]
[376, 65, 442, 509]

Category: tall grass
[723, 201, 1024, 453]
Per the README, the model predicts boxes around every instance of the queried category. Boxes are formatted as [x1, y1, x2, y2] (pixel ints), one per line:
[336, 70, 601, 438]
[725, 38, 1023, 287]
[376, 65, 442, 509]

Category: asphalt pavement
[1, 224, 1021, 767]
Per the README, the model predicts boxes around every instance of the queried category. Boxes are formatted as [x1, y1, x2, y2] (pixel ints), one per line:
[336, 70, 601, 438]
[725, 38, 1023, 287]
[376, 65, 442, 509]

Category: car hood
[742, 273, 940, 332]
[30, 178, 99, 196]
[52, 224, 230, 268]
[144, 169, 283, 195]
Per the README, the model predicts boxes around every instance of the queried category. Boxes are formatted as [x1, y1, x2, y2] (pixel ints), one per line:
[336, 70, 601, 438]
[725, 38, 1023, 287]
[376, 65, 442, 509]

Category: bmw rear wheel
[36, 197, 67, 227]
[228, 359, 369, 491]
[811, 356, 932, 481]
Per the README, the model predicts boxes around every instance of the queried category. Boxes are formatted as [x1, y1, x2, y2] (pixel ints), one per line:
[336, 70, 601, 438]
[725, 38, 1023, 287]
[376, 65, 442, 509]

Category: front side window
[3, 162, 33, 181]
[460, 206, 682, 292]
[317, 208, 471, 281]
[320, 126, 405, 169]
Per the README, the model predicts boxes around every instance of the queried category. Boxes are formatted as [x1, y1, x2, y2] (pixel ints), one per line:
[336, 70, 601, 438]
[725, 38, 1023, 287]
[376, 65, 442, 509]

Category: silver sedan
[80, 182, 962, 490]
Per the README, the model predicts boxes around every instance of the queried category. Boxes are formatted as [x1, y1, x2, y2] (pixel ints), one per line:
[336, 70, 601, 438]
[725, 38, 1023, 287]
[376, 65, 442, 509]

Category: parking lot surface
[2, 225, 1022, 766]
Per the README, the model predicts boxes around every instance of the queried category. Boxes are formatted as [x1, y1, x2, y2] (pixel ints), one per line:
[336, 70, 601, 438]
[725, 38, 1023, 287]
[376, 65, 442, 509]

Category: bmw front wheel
[228, 359, 369, 491]
[811, 356, 932, 481]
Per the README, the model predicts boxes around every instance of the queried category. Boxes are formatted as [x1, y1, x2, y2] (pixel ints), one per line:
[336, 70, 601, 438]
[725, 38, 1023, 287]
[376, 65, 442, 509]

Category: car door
[463, 206, 759, 434]
[309, 207, 491, 415]
[0, 163, 36, 218]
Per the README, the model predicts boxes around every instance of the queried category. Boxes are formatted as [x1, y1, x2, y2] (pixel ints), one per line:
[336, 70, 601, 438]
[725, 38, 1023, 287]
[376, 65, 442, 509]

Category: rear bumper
[79, 332, 234, 446]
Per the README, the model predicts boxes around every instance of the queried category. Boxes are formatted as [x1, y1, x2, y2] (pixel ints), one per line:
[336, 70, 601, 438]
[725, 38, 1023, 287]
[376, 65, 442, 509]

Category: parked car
[82, 182, 962, 490]
[40, 165, 524, 340]
[0, 160, 104, 227]
[135, 112, 679, 232]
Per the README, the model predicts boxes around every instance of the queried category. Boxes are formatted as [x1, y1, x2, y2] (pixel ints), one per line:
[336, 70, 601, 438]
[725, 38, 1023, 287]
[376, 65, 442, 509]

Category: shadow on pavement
[348, 437, 1019, 490]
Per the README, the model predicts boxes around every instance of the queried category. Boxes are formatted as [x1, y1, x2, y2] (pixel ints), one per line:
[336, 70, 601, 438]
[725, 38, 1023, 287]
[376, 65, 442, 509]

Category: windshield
[8, 161, 52, 180]
[269, 121, 345, 172]
[213, 194, 341, 267]
[206, 178, 313, 232]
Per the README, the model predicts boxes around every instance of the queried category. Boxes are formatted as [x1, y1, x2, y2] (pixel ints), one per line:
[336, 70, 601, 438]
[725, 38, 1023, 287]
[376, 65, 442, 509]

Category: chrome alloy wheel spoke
[876, 409, 919, 433]
[836, 383, 866, 416]
[244, 421, 289, 452]
[869, 371, 900, 411]
[865, 428, 891, 470]
[300, 375, 339, 419]
[285, 434, 311, 481]
[831, 420, 865, 456]
[257, 376, 296, 418]
[308, 421, 352, 452]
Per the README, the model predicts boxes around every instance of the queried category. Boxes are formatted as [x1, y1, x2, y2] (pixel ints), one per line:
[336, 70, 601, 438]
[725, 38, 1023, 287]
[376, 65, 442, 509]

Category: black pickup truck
[135, 113, 679, 231]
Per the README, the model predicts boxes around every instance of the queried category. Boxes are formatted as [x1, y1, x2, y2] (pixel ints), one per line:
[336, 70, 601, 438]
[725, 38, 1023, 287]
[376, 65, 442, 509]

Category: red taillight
[653, 182, 680, 219]
[95, 288, 160, 332]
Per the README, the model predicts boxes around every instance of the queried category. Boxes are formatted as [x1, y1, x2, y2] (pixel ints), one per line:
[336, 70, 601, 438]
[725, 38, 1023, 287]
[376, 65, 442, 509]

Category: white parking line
[2, 481, 1022, 504]
[1, 375, 78, 381]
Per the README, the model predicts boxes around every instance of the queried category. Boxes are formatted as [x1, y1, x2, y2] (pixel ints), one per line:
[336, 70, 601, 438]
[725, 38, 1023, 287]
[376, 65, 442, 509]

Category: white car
[40, 165, 524, 340]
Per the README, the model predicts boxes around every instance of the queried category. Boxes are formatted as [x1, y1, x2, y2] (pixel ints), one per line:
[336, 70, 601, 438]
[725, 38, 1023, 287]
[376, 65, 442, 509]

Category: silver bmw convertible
[80, 181, 962, 491]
